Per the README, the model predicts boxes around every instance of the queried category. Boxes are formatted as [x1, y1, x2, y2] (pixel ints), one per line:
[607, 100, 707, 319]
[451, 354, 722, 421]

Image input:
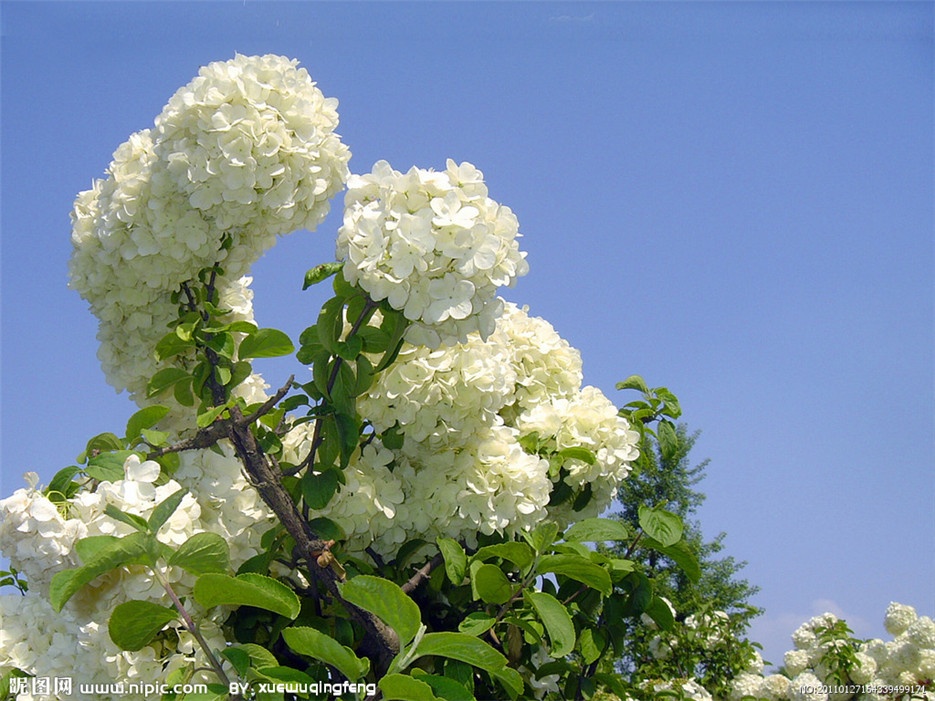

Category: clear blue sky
[2, 1, 932, 668]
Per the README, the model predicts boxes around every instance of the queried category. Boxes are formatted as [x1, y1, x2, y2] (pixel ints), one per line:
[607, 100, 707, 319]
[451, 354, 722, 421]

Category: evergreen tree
[611, 377, 762, 690]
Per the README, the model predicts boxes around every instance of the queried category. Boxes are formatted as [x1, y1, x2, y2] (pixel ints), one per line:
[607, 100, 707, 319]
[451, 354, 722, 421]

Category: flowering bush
[615, 603, 933, 701]
[1, 53, 693, 701]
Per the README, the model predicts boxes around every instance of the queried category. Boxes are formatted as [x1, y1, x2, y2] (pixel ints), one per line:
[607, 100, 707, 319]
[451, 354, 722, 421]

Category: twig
[400, 553, 444, 595]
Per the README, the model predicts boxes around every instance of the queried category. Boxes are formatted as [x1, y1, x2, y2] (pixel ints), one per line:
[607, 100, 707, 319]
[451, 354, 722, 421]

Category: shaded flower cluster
[336, 159, 529, 348]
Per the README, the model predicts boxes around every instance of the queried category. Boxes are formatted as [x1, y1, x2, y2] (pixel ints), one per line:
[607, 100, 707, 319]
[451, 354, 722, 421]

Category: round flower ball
[336, 159, 529, 348]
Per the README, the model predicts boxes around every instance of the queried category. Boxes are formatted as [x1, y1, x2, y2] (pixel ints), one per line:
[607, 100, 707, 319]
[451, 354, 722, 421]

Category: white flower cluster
[336, 159, 529, 348]
[69, 54, 350, 400]
[0, 453, 252, 698]
[726, 604, 935, 701]
[285, 302, 639, 555]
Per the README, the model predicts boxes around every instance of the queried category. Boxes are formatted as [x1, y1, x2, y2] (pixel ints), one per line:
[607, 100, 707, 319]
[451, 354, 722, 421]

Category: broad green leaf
[638, 505, 683, 547]
[140, 428, 169, 446]
[578, 628, 606, 665]
[238, 328, 295, 359]
[50, 532, 151, 611]
[472, 542, 534, 572]
[148, 488, 187, 533]
[415, 674, 474, 701]
[147, 368, 191, 398]
[535, 554, 612, 595]
[334, 411, 360, 468]
[653, 539, 701, 582]
[525, 591, 575, 657]
[457, 612, 495, 637]
[563, 517, 631, 543]
[657, 420, 680, 460]
[125, 405, 171, 442]
[85, 451, 131, 482]
[154, 332, 193, 362]
[168, 532, 230, 575]
[522, 521, 559, 555]
[74, 535, 121, 562]
[437, 537, 467, 585]
[303, 262, 343, 290]
[472, 564, 513, 605]
[407, 633, 521, 695]
[338, 575, 421, 646]
[232, 643, 279, 670]
[301, 469, 340, 511]
[253, 666, 315, 685]
[46, 466, 81, 501]
[644, 595, 676, 631]
[282, 626, 369, 681]
[108, 600, 178, 651]
[307, 517, 346, 541]
[196, 405, 228, 429]
[317, 296, 345, 353]
[615, 374, 649, 394]
[557, 447, 596, 465]
[105, 504, 150, 533]
[379, 674, 439, 701]
[220, 647, 252, 677]
[193, 573, 300, 619]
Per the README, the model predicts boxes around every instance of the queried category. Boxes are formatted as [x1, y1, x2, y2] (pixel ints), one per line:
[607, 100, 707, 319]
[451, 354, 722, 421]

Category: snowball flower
[885, 602, 919, 636]
[336, 159, 528, 347]
[69, 54, 349, 404]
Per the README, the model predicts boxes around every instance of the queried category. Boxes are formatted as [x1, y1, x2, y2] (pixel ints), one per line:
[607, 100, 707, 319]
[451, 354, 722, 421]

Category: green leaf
[301, 469, 340, 511]
[338, 575, 421, 646]
[303, 262, 343, 290]
[238, 328, 295, 359]
[657, 420, 680, 460]
[563, 518, 631, 543]
[281, 626, 369, 681]
[578, 628, 605, 665]
[457, 612, 495, 637]
[472, 542, 534, 572]
[85, 450, 134, 482]
[616, 375, 649, 394]
[154, 332, 193, 362]
[654, 539, 701, 582]
[105, 504, 150, 533]
[644, 595, 676, 631]
[50, 532, 152, 611]
[169, 532, 230, 575]
[140, 428, 169, 446]
[46, 466, 81, 501]
[148, 488, 187, 533]
[220, 647, 252, 677]
[193, 573, 300, 619]
[317, 296, 345, 353]
[197, 404, 228, 428]
[108, 600, 178, 651]
[147, 368, 191, 398]
[522, 521, 559, 555]
[437, 538, 467, 585]
[535, 554, 612, 595]
[308, 517, 346, 541]
[557, 446, 596, 464]
[125, 405, 171, 443]
[74, 535, 121, 562]
[638, 505, 683, 547]
[334, 411, 360, 468]
[231, 643, 279, 670]
[415, 674, 474, 701]
[379, 674, 440, 701]
[407, 632, 522, 695]
[472, 564, 513, 605]
[525, 591, 575, 657]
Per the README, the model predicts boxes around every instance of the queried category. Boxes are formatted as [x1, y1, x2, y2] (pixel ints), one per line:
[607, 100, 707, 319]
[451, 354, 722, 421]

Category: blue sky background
[1, 1, 932, 668]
